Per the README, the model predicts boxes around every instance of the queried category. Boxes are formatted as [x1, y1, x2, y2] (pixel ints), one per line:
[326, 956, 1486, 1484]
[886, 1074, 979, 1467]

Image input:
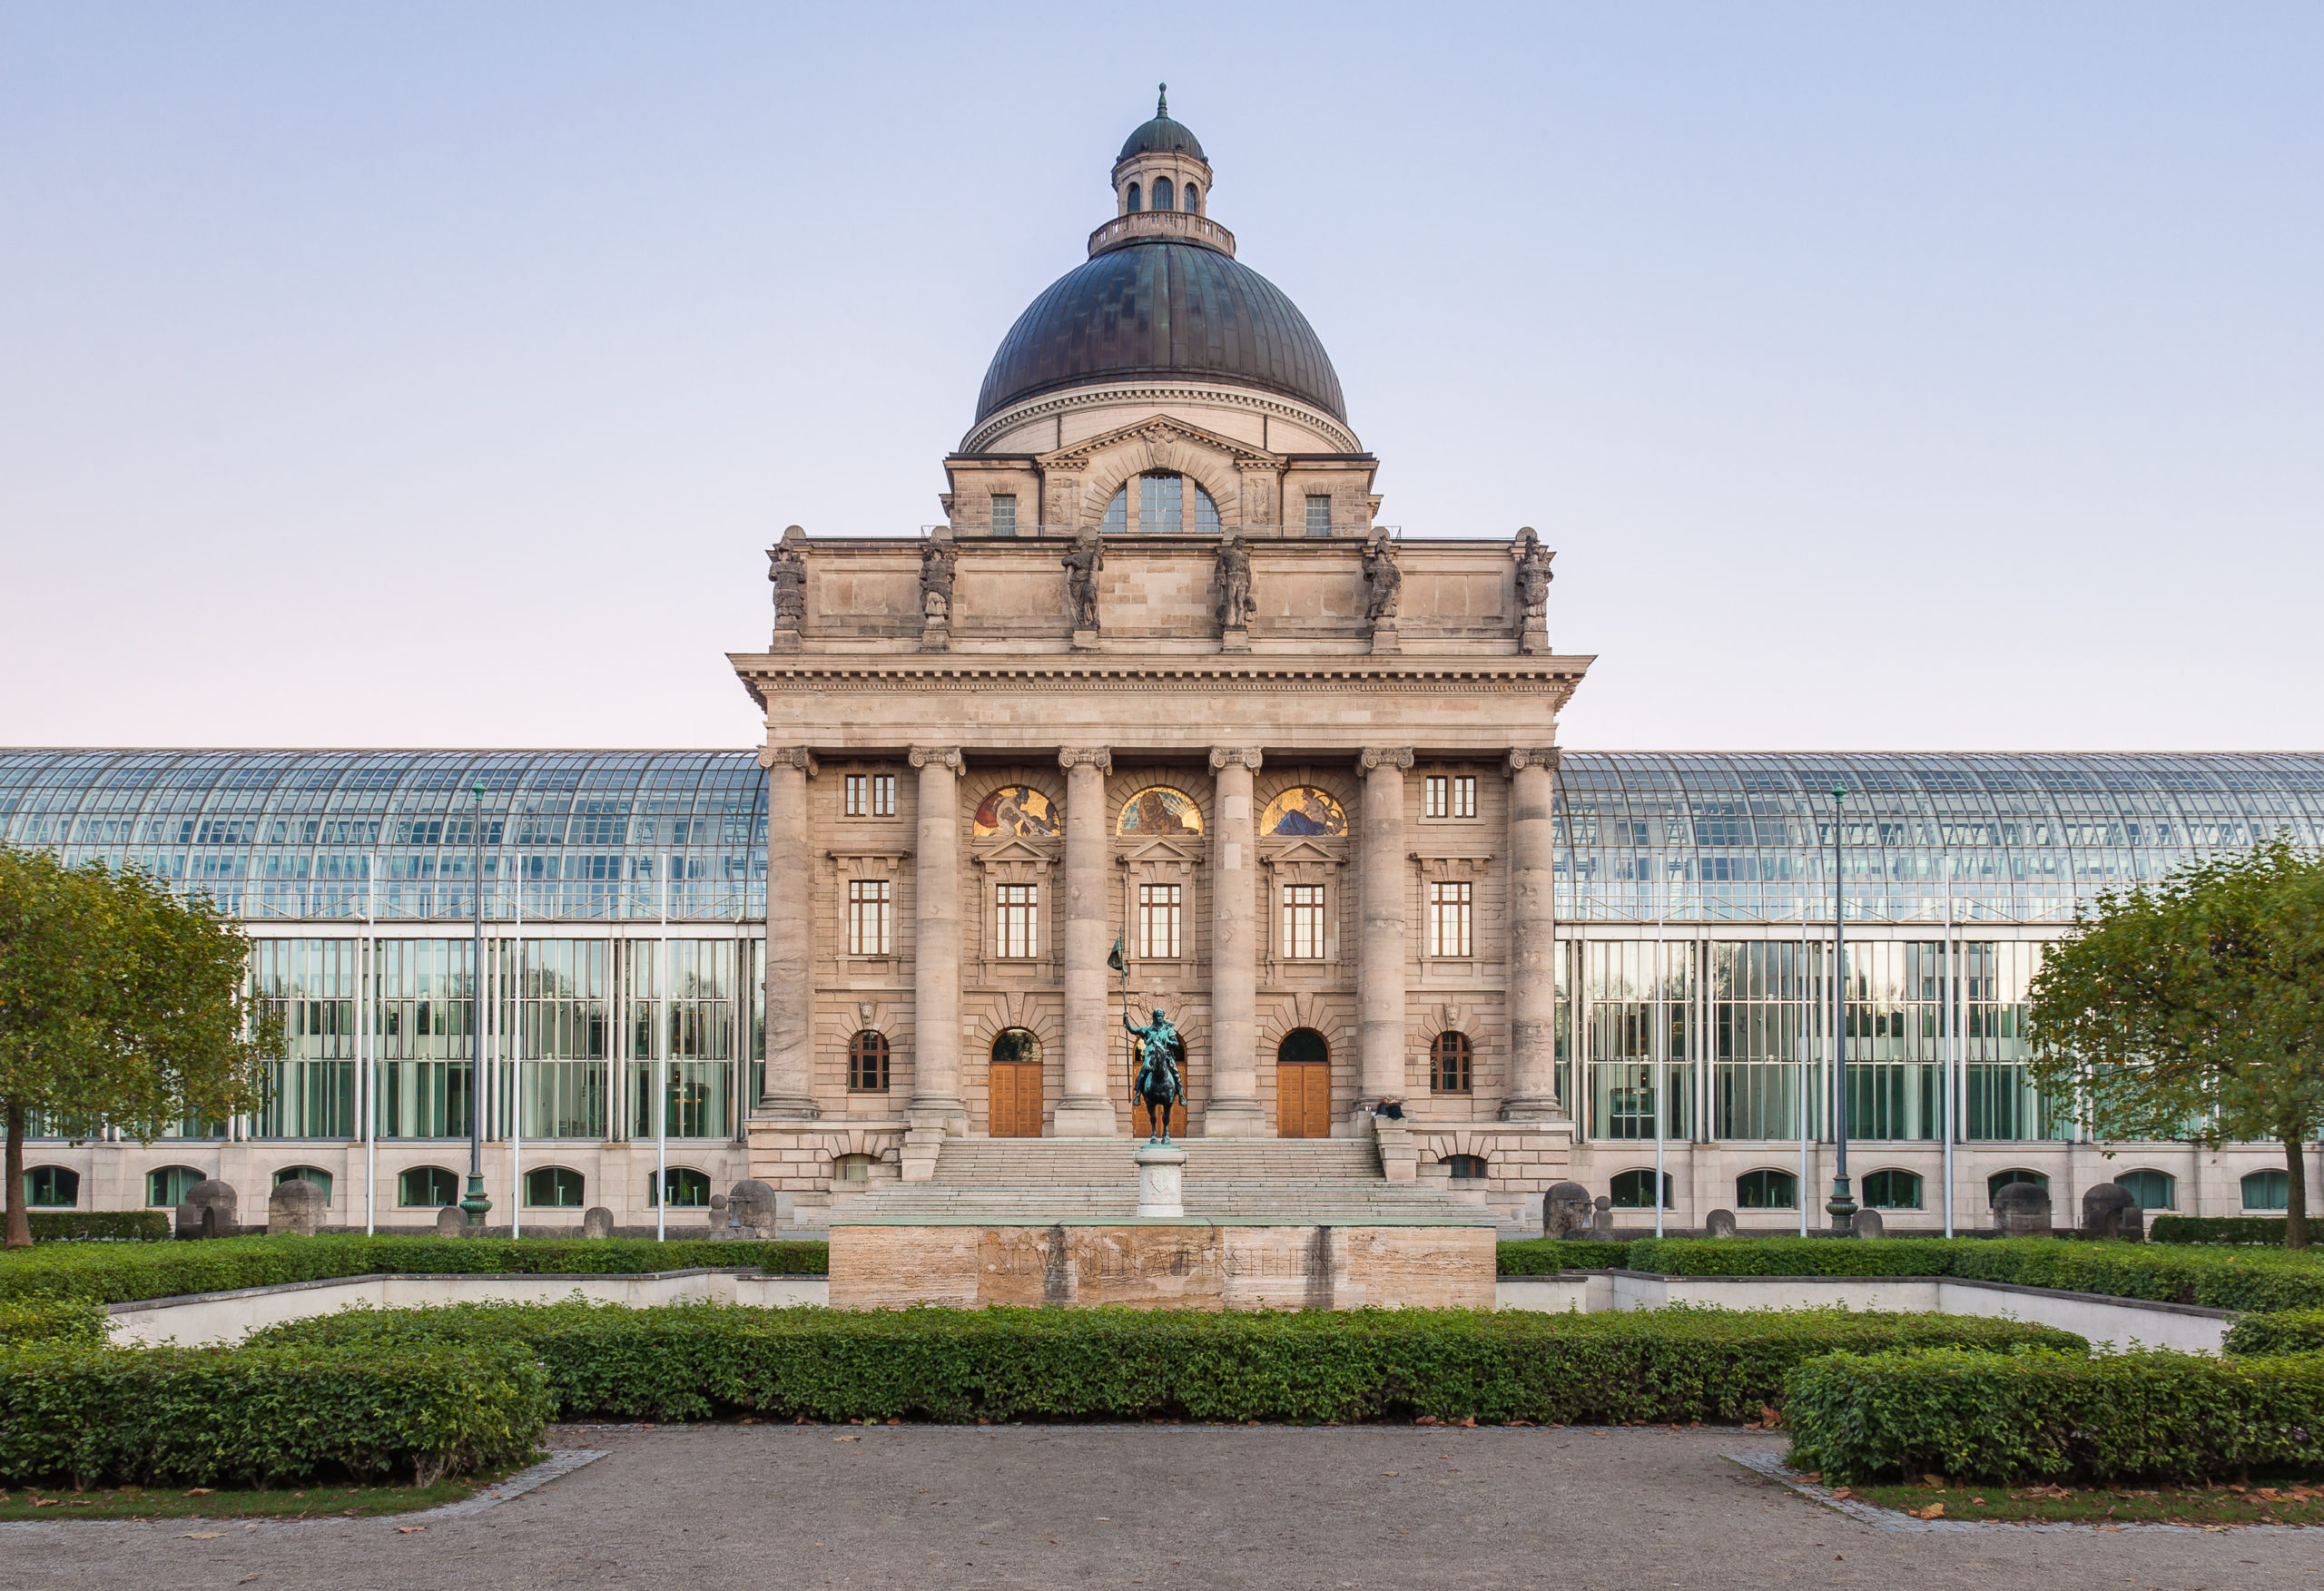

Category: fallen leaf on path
[833, 1434, 862, 1442]
[1908, 1504, 1945, 1520]
[397, 1526, 427, 1534]
[182, 1488, 215, 1497]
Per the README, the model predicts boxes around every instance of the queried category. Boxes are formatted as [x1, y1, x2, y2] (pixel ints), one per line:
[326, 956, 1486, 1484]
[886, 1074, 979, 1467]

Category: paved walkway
[2, 1424, 2312, 1590]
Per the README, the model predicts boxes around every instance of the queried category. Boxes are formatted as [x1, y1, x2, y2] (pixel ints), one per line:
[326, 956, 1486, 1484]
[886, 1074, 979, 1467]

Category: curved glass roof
[2, 749, 2318, 927]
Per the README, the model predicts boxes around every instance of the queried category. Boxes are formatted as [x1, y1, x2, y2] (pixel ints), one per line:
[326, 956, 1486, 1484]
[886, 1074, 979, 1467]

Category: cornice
[960, 381, 1363, 457]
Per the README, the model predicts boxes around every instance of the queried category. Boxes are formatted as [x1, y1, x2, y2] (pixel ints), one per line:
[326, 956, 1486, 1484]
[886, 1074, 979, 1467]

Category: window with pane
[848, 879, 894, 955]
[990, 495, 1017, 536]
[1863, 1168, 1924, 1209]
[1430, 1030, 1472, 1094]
[848, 1029, 891, 1092]
[995, 884, 1040, 958]
[146, 1165, 202, 1207]
[2243, 1168, 2289, 1210]
[1710, 941, 1816, 1142]
[845, 774, 868, 816]
[375, 938, 474, 1140]
[273, 1165, 332, 1205]
[1587, 940, 1694, 1141]
[1126, 181, 1141, 212]
[526, 1165, 585, 1207]
[507, 938, 608, 1141]
[2114, 1169, 2174, 1211]
[1736, 1168, 1797, 1209]
[1138, 883, 1182, 958]
[1427, 881, 1472, 958]
[251, 938, 356, 1139]
[649, 1167, 711, 1207]
[1104, 486, 1128, 533]
[1964, 942, 2068, 1141]
[1985, 1168, 2046, 1203]
[22, 1166, 77, 1207]
[1153, 176, 1174, 211]
[1138, 471, 1222, 535]
[1305, 495, 1332, 535]
[1610, 1168, 1673, 1208]
[1443, 1154, 1488, 1180]
[1281, 885, 1326, 958]
[1425, 774, 1477, 819]
[625, 939, 734, 1140]
[873, 773, 895, 816]
[399, 1165, 459, 1207]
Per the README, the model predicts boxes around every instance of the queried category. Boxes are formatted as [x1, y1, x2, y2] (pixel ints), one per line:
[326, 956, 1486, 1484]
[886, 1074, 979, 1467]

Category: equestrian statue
[1109, 933, 1185, 1143]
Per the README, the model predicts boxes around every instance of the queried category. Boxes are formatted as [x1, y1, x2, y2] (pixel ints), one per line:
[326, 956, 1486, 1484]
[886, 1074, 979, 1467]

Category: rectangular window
[1138, 883, 1183, 958]
[844, 774, 867, 817]
[1305, 495, 1332, 536]
[1425, 775, 1447, 819]
[1282, 885, 1326, 959]
[847, 879, 893, 956]
[872, 773, 896, 817]
[1427, 774, 1477, 819]
[995, 883, 1039, 958]
[990, 495, 1017, 536]
[1429, 881, 1473, 958]
[1452, 775, 1476, 818]
[1141, 473, 1183, 532]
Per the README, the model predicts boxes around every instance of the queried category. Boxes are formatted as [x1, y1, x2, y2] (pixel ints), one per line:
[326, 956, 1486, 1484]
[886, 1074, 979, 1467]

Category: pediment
[1039, 415, 1281, 472]
[973, 836, 1058, 864]
[1121, 837, 1206, 866]
[1261, 838, 1344, 864]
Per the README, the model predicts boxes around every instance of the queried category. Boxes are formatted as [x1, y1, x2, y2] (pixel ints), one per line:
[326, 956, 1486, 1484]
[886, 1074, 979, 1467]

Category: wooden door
[990, 1061, 1044, 1137]
[1277, 1062, 1331, 1138]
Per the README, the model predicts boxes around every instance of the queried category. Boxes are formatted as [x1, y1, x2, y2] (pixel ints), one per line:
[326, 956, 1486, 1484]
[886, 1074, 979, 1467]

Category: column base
[756, 1094, 822, 1121]
[1198, 1098, 1268, 1136]
[1050, 1096, 1120, 1136]
[1497, 1094, 1569, 1124]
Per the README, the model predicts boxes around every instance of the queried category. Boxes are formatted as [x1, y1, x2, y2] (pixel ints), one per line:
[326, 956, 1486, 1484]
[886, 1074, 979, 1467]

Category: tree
[2026, 838, 2324, 1250]
[0, 843, 276, 1248]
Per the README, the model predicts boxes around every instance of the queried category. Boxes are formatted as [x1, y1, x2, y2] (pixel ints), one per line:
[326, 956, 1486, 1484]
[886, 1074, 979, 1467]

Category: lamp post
[460, 781, 494, 1233]
[1824, 783, 1856, 1233]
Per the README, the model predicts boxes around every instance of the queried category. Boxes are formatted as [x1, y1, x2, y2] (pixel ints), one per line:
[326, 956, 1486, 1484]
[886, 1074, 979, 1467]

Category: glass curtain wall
[374, 938, 474, 1138]
[502, 938, 609, 1140]
[1964, 941, 2066, 1141]
[1584, 939, 1694, 1140]
[625, 940, 734, 1139]
[251, 938, 357, 1137]
[1839, 943, 1945, 1142]
[1710, 941, 1817, 1142]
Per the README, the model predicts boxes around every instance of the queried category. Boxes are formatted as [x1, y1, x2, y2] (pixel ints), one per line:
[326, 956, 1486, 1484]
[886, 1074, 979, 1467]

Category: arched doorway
[990, 1027, 1045, 1137]
[1276, 1027, 1332, 1138]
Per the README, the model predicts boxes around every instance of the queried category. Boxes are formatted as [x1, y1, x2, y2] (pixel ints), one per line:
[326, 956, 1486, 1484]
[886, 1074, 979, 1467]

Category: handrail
[1086, 211, 1237, 258]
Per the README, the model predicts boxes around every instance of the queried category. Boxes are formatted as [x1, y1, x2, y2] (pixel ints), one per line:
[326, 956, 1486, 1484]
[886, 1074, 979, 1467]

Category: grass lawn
[0, 1458, 537, 1522]
[1814, 1474, 2324, 1527]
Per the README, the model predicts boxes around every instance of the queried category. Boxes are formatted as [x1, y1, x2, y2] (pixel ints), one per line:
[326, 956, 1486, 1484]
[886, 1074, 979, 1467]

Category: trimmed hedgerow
[0, 1298, 106, 1346]
[2224, 1310, 2324, 1358]
[253, 1301, 2081, 1425]
[1494, 1239, 1634, 1275]
[0, 1340, 550, 1488]
[0, 1234, 829, 1305]
[26, 1211, 171, 1243]
[1628, 1238, 1957, 1279]
[1785, 1345, 2324, 1485]
[2150, 1215, 2291, 1247]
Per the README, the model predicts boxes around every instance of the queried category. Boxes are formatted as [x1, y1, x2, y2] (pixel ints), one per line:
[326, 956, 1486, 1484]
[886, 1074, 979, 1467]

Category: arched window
[651, 1167, 712, 1208]
[1276, 1028, 1329, 1067]
[2243, 1168, 2290, 1211]
[1443, 1154, 1489, 1181]
[1141, 471, 1184, 531]
[1126, 182, 1141, 212]
[1430, 1031, 1472, 1094]
[1986, 1168, 2047, 1204]
[1183, 182, 1198, 213]
[1154, 176, 1174, 211]
[399, 1165, 459, 1208]
[849, 1030, 891, 1092]
[1736, 1168, 1797, 1210]
[2113, 1169, 2175, 1211]
[1194, 484, 1220, 533]
[22, 1166, 78, 1208]
[1103, 486, 1128, 534]
[526, 1166, 585, 1207]
[273, 1165, 332, 1205]
[146, 1165, 202, 1207]
[1864, 1168, 1924, 1210]
[1610, 1169, 1672, 1209]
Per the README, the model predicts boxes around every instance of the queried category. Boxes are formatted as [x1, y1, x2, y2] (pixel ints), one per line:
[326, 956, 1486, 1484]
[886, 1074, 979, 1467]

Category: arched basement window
[146, 1165, 202, 1207]
[1736, 1168, 1797, 1210]
[2243, 1168, 2290, 1211]
[399, 1165, 459, 1207]
[526, 1166, 585, 1207]
[651, 1167, 712, 1208]
[1864, 1168, 1924, 1209]
[1986, 1168, 2047, 1204]
[1153, 176, 1174, 211]
[1443, 1154, 1489, 1181]
[1610, 1168, 1673, 1209]
[273, 1164, 333, 1205]
[2113, 1169, 2175, 1211]
[23, 1166, 78, 1207]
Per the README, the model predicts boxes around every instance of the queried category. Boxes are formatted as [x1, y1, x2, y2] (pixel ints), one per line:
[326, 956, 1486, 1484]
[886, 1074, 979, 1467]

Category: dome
[1118, 113, 1204, 162]
[974, 240, 1346, 423]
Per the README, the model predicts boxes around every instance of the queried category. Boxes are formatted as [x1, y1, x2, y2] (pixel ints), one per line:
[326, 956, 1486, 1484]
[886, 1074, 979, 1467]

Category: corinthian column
[908, 746, 965, 1131]
[1357, 747, 1413, 1107]
[1204, 747, 1266, 1136]
[1054, 748, 1118, 1135]
[758, 746, 819, 1118]
[1503, 748, 1564, 1120]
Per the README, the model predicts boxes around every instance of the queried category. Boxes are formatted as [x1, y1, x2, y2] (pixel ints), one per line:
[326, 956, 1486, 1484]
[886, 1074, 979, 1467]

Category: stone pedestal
[1369, 619, 1399, 655]
[1070, 628, 1099, 651]
[919, 617, 950, 652]
[769, 627, 802, 653]
[1134, 1144, 1187, 1218]
[1219, 625, 1250, 653]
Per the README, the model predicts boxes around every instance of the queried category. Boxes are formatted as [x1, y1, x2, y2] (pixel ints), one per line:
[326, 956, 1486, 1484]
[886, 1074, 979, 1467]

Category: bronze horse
[1123, 1006, 1186, 1144]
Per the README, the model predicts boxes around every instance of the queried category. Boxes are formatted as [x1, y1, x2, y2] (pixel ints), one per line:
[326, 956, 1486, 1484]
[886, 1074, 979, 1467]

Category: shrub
[1629, 1238, 1958, 1279]
[2224, 1310, 2324, 1358]
[2150, 1215, 2290, 1247]
[252, 1301, 2081, 1425]
[0, 1234, 828, 1305]
[1945, 1240, 2324, 1313]
[26, 1212, 171, 1243]
[1495, 1239, 1635, 1275]
[1785, 1345, 2324, 1484]
[0, 1298, 106, 1346]
[0, 1340, 549, 1488]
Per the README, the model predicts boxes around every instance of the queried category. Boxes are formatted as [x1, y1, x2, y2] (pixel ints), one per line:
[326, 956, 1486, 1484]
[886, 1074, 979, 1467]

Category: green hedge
[1785, 1345, 2324, 1484]
[0, 1340, 549, 1488]
[25, 1211, 171, 1243]
[2150, 1215, 2290, 1246]
[0, 1234, 829, 1305]
[252, 1301, 2080, 1425]
[2224, 1310, 2324, 1358]
[1495, 1238, 1635, 1275]
[0, 1298, 106, 1346]
[1627, 1237, 1957, 1278]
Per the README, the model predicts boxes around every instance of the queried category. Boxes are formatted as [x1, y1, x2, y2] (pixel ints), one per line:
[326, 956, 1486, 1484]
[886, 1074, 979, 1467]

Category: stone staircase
[827, 1136, 1495, 1225]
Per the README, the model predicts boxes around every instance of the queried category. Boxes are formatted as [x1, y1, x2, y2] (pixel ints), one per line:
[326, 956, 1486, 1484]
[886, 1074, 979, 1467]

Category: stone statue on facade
[1362, 531, 1402, 624]
[1062, 531, 1104, 633]
[1512, 525, 1554, 628]
[767, 542, 806, 629]
[919, 539, 956, 622]
[1215, 532, 1254, 631]
[1123, 1003, 1187, 1144]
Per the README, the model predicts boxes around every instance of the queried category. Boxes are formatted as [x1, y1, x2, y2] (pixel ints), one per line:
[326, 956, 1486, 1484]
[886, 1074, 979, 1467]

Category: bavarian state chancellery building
[10, 100, 2321, 1235]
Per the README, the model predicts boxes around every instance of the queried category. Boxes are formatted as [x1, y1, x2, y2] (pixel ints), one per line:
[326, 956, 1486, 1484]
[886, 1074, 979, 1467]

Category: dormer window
[1100, 472, 1221, 533]
[1153, 176, 1174, 211]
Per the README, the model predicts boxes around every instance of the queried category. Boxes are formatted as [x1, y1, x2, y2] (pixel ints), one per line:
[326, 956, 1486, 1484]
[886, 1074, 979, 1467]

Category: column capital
[1207, 747, 1265, 772]
[1505, 748, 1562, 775]
[1058, 747, 1113, 774]
[757, 745, 819, 776]
[908, 745, 963, 772]
[1357, 747, 1414, 772]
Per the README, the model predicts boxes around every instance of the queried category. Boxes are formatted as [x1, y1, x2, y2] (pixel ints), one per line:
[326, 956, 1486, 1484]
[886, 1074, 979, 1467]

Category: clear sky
[3, 3, 2318, 752]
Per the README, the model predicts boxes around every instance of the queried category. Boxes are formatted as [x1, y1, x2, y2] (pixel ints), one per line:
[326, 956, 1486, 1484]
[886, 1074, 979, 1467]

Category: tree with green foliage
[2027, 838, 2324, 1250]
[0, 843, 276, 1248]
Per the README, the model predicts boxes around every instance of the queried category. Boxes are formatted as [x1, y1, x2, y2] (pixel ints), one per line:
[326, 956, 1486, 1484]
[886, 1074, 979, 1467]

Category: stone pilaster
[757, 745, 819, 1118]
[907, 745, 966, 1134]
[1055, 747, 1118, 1135]
[1357, 747, 1413, 1108]
[1205, 747, 1266, 1135]
[1502, 748, 1565, 1120]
